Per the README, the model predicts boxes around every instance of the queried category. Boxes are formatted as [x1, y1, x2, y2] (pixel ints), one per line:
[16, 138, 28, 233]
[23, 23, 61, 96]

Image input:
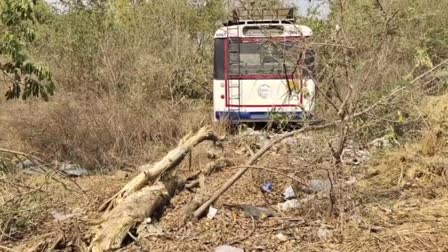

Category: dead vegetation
[2, 108, 448, 251]
[1, 0, 448, 251]
[336, 92, 448, 251]
[4, 76, 447, 251]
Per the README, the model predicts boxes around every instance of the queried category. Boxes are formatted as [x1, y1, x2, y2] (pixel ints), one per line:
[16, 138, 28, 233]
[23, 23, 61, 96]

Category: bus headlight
[258, 84, 271, 99]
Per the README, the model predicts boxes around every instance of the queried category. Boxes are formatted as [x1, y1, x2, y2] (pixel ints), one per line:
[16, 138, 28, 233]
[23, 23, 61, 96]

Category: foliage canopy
[0, 0, 55, 100]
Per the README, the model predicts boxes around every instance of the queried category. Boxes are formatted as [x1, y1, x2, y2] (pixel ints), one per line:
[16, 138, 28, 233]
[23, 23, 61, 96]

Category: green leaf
[1, 0, 55, 101]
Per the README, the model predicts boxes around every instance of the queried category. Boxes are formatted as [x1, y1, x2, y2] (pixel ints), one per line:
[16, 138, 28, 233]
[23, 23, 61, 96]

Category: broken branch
[98, 127, 217, 212]
[0, 147, 44, 164]
[90, 180, 178, 252]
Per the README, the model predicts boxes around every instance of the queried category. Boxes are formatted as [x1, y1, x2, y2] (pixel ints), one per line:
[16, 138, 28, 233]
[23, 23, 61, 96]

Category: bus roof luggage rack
[231, 8, 294, 21]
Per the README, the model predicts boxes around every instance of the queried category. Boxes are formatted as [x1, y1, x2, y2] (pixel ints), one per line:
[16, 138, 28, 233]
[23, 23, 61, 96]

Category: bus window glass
[214, 39, 225, 80]
[228, 41, 300, 75]
[243, 26, 284, 36]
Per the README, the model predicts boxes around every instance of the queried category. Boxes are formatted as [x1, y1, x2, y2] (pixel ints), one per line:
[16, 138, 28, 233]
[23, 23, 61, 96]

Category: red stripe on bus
[228, 74, 294, 80]
[224, 38, 229, 106]
[226, 104, 299, 108]
[237, 37, 305, 43]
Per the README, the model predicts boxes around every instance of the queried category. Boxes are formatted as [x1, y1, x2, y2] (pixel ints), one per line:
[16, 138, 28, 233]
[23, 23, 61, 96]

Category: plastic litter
[276, 199, 301, 211]
[207, 206, 218, 219]
[276, 232, 289, 242]
[369, 136, 399, 149]
[51, 208, 83, 221]
[215, 245, 244, 252]
[262, 181, 273, 193]
[17, 159, 49, 174]
[51, 211, 77, 221]
[16, 159, 35, 169]
[283, 185, 295, 199]
[61, 163, 89, 177]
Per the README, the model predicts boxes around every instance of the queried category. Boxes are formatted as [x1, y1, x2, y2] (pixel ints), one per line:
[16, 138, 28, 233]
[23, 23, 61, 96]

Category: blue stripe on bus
[215, 111, 305, 121]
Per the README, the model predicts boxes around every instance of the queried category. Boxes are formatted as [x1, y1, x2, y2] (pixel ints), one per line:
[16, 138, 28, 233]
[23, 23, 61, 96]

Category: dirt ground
[1, 94, 448, 252]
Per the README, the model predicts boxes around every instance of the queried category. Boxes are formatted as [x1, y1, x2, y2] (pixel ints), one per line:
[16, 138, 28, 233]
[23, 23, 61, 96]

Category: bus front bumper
[215, 111, 307, 122]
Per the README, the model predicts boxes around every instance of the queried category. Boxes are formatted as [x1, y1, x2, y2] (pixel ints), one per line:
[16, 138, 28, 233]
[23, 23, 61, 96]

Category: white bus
[213, 8, 316, 123]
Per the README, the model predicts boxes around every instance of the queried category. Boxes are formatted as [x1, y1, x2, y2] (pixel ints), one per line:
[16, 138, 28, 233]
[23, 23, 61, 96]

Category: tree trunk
[98, 127, 217, 212]
[90, 180, 177, 252]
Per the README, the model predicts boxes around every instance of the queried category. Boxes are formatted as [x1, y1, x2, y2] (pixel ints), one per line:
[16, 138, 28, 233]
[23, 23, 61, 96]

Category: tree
[0, 0, 55, 100]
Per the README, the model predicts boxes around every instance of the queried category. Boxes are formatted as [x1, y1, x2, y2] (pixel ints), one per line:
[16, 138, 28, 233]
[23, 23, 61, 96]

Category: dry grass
[1, 115, 447, 251]
[0, 170, 130, 246]
[423, 93, 448, 129]
[340, 195, 448, 252]
[0, 173, 58, 241]
[0, 96, 211, 170]
[343, 97, 448, 251]
[419, 129, 445, 156]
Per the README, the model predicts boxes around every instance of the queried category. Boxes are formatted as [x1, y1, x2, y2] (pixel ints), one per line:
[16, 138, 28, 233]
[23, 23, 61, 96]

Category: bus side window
[214, 39, 225, 80]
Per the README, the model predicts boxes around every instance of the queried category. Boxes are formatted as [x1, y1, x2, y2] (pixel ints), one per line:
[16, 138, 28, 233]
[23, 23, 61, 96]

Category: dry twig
[0, 244, 19, 252]
[0, 148, 44, 164]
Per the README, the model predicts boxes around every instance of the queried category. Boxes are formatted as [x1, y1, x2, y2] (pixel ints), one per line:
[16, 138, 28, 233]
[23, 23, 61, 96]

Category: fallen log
[90, 127, 217, 252]
[90, 179, 177, 252]
[98, 127, 217, 212]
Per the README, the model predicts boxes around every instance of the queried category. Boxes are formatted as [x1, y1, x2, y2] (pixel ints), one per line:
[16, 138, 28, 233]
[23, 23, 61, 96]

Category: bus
[213, 8, 316, 124]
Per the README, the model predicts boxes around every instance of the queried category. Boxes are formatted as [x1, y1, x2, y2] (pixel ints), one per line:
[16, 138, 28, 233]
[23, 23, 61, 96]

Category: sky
[292, 0, 331, 19]
[45, 0, 331, 19]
